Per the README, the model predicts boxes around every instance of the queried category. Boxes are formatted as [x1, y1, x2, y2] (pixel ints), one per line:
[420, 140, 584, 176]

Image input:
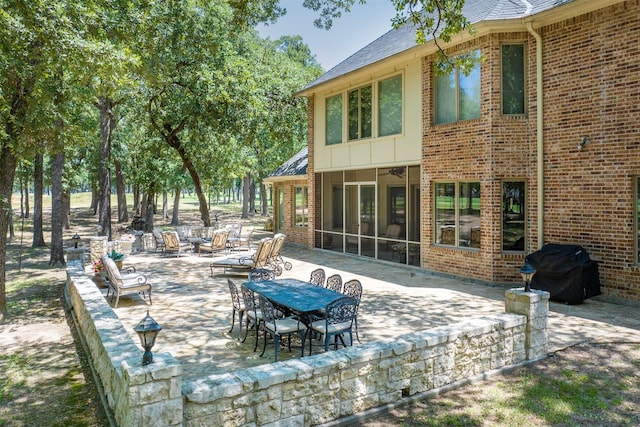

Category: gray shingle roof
[267, 146, 308, 178]
[300, 0, 570, 92]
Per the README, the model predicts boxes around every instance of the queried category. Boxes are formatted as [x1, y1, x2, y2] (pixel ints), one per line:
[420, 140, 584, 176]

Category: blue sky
[256, 0, 397, 71]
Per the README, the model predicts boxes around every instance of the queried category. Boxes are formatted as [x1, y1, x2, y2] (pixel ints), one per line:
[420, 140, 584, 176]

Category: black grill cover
[525, 244, 601, 304]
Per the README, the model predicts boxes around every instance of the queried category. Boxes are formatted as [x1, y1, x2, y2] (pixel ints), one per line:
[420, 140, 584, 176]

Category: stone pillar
[90, 236, 108, 264]
[65, 248, 85, 263]
[120, 353, 183, 426]
[505, 289, 550, 360]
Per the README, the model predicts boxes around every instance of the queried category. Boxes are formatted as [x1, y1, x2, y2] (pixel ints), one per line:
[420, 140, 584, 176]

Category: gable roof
[298, 0, 580, 93]
[265, 146, 308, 182]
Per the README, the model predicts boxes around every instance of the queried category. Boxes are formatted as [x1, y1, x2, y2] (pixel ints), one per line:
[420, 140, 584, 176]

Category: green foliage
[107, 249, 125, 262]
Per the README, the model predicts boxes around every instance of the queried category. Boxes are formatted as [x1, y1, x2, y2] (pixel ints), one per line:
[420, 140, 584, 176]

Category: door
[345, 183, 376, 257]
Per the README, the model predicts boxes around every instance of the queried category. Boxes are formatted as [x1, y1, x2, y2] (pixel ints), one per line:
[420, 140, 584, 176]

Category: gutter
[527, 21, 544, 250]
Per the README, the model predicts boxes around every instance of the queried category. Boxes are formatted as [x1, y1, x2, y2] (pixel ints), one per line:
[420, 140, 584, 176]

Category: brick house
[270, 0, 640, 303]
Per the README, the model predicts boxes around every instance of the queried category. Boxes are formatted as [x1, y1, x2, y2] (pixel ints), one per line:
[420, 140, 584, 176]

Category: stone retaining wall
[65, 259, 548, 426]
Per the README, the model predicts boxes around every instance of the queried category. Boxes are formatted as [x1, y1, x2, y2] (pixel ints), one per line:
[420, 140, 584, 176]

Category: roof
[265, 146, 308, 181]
[298, 0, 572, 93]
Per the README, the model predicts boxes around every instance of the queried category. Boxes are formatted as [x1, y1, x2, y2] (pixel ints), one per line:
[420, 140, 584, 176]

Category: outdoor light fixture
[577, 136, 591, 151]
[519, 263, 537, 293]
[134, 311, 162, 366]
[72, 233, 81, 248]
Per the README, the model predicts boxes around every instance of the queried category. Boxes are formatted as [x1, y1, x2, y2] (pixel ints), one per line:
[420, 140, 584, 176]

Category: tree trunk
[143, 183, 156, 233]
[171, 187, 180, 225]
[260, 182, 268, 216]
[0, 143, 18, 319]
[32, 153, 46, 247]
[242, 174, 250, 219]
[133, 185, 141, 214]
[97, 96, 115, 240]
[90, 185, 98, 214]
[63, 190, 71, 230]
[49, 153, 66, 266]
[164, 131, 210, 226]
[249, 174, 256, 213]
[24, 176, 29, 218]
[114, 157, 128, 223]
[162, 191, 169, 220]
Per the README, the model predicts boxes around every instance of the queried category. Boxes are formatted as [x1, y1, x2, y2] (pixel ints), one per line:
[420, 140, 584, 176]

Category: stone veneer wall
[65, 260, 183, 426]
[66, 259, 548, 426]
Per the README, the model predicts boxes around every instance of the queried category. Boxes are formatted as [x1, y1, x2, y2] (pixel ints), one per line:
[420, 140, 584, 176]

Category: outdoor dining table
[243, 278, 347, 316]
[243, 278, 353, 356]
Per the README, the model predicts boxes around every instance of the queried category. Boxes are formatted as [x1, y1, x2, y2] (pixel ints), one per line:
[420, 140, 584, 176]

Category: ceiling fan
[380, 167, 405, 178]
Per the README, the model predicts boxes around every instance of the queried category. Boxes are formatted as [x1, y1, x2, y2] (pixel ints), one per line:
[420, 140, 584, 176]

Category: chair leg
[259, 329, 268, 357]
[229, 308, 237, 334]
[354, 316, 361, 343]
[274, 335, 280, 362]
[253, 321, 261, 352]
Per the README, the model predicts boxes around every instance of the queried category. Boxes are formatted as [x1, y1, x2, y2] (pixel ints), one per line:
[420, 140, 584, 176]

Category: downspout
[527, 21, 544, 250]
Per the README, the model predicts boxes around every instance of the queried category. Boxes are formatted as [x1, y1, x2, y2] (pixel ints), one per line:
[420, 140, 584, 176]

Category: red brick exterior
[296, 1, 640, 302]
[422, 1, 640, 301]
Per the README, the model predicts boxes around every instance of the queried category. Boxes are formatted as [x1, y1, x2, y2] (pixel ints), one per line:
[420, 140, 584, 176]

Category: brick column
[505, 289, 550, 360]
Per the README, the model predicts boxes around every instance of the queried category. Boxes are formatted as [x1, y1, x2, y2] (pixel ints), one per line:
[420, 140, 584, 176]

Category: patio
[91, 238, 640, 382]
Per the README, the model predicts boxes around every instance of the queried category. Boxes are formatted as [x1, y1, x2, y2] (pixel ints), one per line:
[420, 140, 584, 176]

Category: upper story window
[434, 51, 481, 124]
[379, 74, 403, 136]
[326, 94, 343, 145]
[324, 74, 403, 146]
[348, 85, 372, 140]
[502, 44, 526, 115]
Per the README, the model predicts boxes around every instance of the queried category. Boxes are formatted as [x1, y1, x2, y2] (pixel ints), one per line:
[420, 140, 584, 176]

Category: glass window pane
[435, 182, 455, 244]
[277, 189, 284, 230]
[502, 181, 525, 251]
[435, 71, 456, 124]
[294, 187, 308, 227]
[502, 44, 525, 115]
[459, 182, 480, 247]
[459, 62, 481, 121]
[361, 86, 372, 138]
[325, 94, 342, 145]
[348, 90, 359, 140]
[379, 75, 402, 136]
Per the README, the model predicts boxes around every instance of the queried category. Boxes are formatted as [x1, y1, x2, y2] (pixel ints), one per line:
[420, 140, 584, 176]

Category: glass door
[345, 183, 376, 257]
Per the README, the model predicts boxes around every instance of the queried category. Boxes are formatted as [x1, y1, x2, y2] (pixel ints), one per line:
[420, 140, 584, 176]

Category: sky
[256, 0, 398, 71]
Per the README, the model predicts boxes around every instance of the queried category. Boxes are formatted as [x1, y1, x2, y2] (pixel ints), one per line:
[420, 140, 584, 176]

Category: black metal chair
[227, 279, 245, 338]
[325, 274, 343, 293]
[342, 279, 363, 343]
[249, 268, 276, 282]
[258, 294, 305, 362]
[309, 268, 326, 286]
[240, 284, 264, 352]
[309, 296, 358, 353]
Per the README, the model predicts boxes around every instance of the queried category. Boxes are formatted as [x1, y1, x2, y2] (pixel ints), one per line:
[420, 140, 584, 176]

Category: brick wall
[420, 1, 640, 301]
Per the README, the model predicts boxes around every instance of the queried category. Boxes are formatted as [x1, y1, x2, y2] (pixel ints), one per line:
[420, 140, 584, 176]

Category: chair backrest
[386, 224, 403, 239]
[253, 238, 274, 267]
[152, 228, 164, 243]
[227, 279, 243, 310]
[162, 231, 181, 249]
[101, 256, 123, 287]
[325, 274, 343, 293]
[342, 279, 363, 304]
[325, 297, 357, 326]
[175, 226, 191, 241]
[241, 226, 254, 239]
[269, 233, 286, 259]
[225, 223, 242, 239]
[309, 268, 326, 286]
[211, 229, 229, 248]
[249, 268, 275, 282]
[258, 294, 280, 328]
[240, 284, 258, 312]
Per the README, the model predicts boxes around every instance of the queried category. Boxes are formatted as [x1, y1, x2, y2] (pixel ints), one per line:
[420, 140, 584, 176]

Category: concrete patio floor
[91, 240, 640, 382]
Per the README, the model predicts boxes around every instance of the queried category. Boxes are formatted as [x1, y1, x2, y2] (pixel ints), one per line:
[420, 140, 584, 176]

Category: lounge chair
[102, 256, 152, 308]
[267, 233, 292, 275]
[199, 229, 229, 256]
[228, 226, 254, 251]
[152, 228, 166, 253]
[209, 237, 273, 276]
[162, 231, 191, 257]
